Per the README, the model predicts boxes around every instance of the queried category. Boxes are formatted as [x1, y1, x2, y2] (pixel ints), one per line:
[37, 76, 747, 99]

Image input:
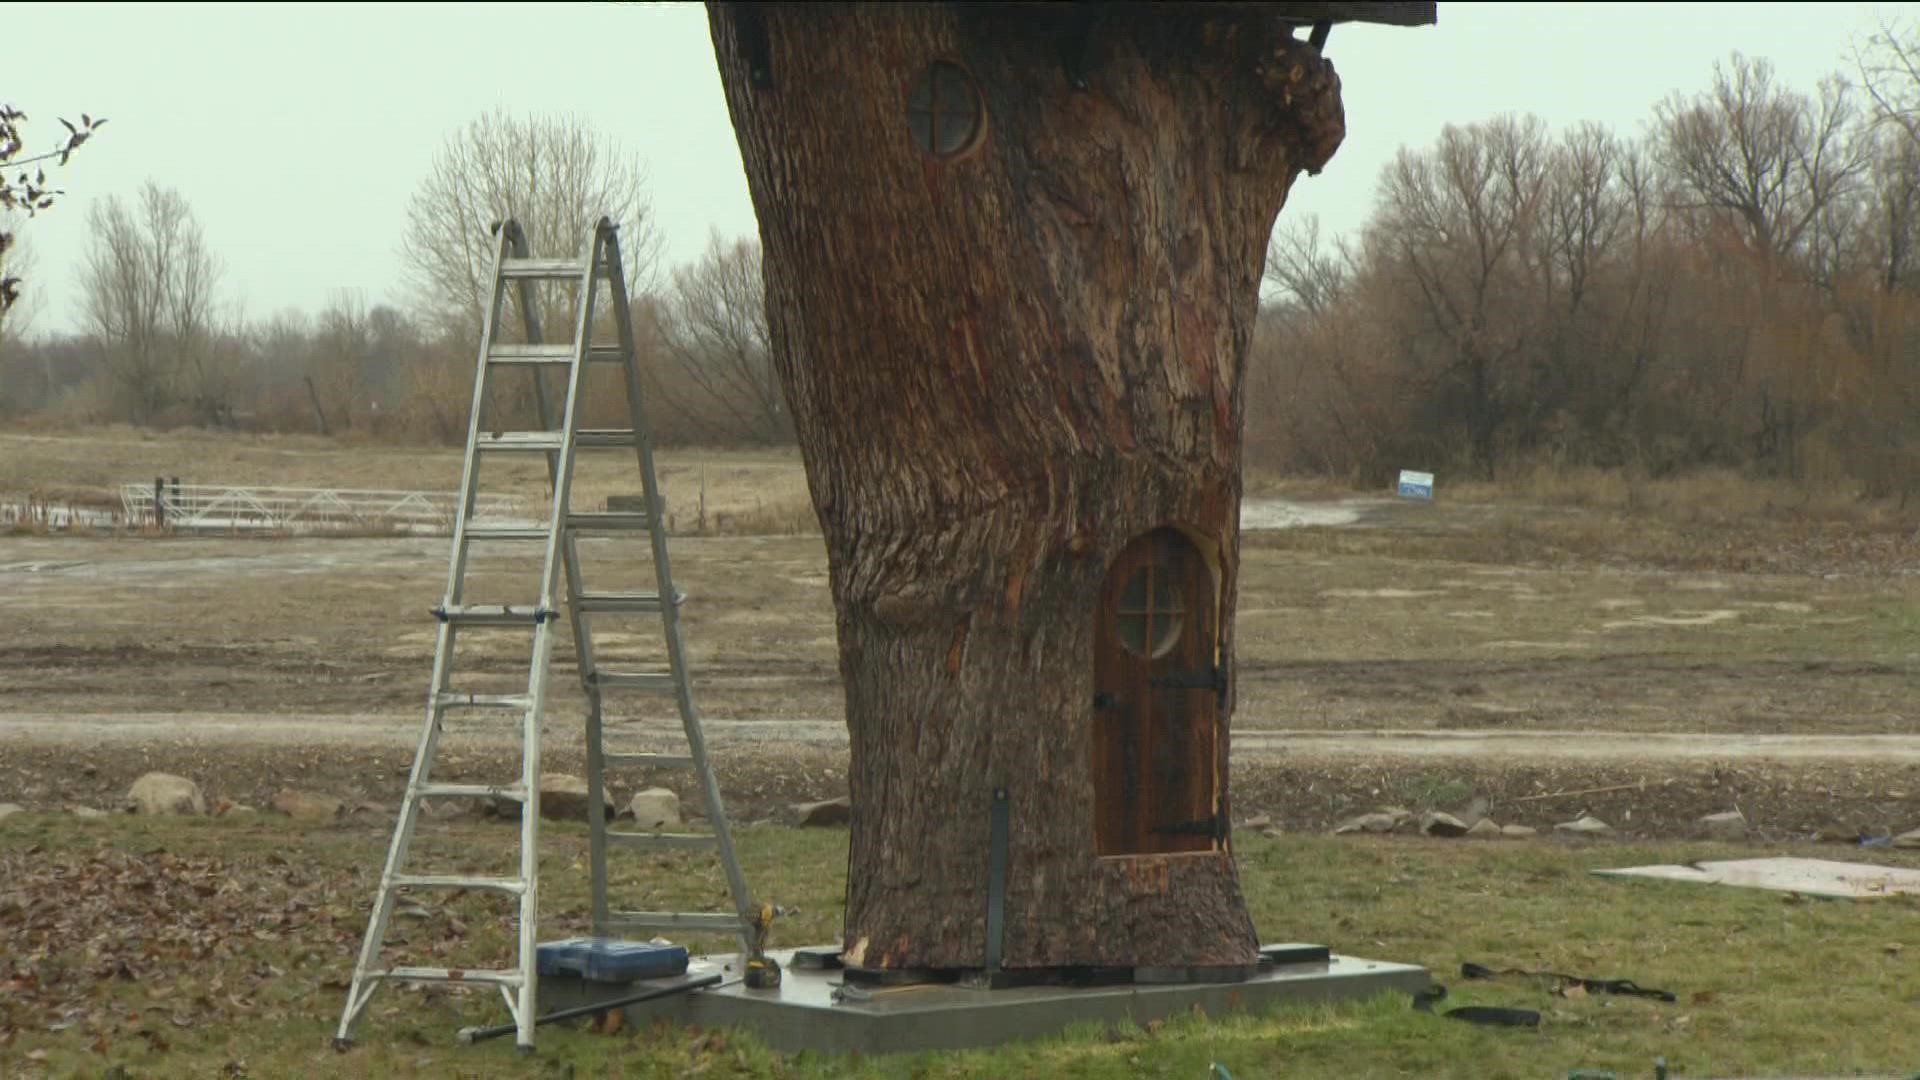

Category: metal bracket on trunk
[736, 3, 773, 89]
[1149, 665, 1229, 708]
[1151, 813, 1228, 842]
[985, 787, 1009, 976]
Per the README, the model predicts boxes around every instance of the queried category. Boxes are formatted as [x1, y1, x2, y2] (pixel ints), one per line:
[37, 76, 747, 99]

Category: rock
[489, 775, 606, 822]
[628, 788, 683, 831]
[792, 796, 852, 827]
[269, 790, 344, 822]
[1894, 828, 1920, 850]
[1501, 824, 1538, 839]
[1466, 818, 1503, 840]
[72, 806, 108, 819]
[1420, 812, 1470, 838]
[1240, 813, 1273, 831]
[537, 774, 597, 821]
[1454, 797, 1491, 828]
[1334, 812, 1402, 835]
[0, 803, 23, 821]
[1700, 810, 1748, 841]
[1555, 814, 1613, 836]
[420, 798, 477, 820]
[126, 772, 205, 816]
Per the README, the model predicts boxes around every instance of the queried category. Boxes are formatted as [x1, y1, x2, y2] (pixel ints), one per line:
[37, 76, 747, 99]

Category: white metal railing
[118, 483, 522, 535]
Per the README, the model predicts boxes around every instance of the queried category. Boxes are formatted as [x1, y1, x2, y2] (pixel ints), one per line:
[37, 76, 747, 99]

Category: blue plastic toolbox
[536, 938, 690, 982]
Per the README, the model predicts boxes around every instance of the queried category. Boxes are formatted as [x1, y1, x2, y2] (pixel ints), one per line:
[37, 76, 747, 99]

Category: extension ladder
[334, 217, 764, 1052]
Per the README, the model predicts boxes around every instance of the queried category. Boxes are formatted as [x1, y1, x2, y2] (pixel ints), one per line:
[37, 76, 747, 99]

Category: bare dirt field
[3, 429, 1919, 840]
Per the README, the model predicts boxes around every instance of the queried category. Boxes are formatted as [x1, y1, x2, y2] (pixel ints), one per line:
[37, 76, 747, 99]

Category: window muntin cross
[906, 61, 980, 157]
[1115, 562, 1185, 659]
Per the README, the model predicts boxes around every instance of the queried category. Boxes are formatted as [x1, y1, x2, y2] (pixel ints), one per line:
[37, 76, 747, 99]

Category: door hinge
[1149, 665, 1229, 707]
[1151, 813, 1228, 841]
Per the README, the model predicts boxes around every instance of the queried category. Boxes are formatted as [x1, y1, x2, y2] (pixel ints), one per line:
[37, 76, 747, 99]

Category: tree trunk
[708, 1, 1350, 976]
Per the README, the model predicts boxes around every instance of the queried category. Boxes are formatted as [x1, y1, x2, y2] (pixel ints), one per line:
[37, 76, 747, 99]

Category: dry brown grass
[0, 427, 815, 537]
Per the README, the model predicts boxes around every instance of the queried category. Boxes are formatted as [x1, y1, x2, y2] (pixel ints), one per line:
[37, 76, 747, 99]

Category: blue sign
[1397, 470, 1434, 501]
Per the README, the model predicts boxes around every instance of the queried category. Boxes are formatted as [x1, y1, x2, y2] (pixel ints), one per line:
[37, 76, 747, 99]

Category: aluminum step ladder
[334, 217, 765, 1053]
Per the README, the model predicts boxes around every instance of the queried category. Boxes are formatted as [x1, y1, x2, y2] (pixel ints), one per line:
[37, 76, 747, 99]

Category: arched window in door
[1091, 528, 1221, 857]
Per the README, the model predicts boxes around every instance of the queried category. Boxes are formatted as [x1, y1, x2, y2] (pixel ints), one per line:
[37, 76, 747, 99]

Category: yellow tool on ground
[744, 902, 783, 990]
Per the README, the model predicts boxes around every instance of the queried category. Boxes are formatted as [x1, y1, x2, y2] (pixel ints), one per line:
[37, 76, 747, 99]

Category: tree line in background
[0, 109, 789, 447]
[1253, 31, 1920, 499]
[4, 29, 1918, 492]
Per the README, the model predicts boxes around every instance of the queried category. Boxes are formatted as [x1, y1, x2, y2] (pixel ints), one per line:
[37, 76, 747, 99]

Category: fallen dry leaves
[0, 845, 363, 1057]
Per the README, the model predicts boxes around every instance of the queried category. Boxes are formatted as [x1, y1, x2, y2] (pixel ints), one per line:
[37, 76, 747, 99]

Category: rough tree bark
[707, 1, 1411, 975]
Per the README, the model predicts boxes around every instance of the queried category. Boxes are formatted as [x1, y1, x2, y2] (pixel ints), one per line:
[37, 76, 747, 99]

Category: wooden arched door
[1092, 528, 1220, 856]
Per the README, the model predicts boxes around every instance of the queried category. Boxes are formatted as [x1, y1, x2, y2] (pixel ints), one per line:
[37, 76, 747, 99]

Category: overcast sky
[5, 1, 1913, 337]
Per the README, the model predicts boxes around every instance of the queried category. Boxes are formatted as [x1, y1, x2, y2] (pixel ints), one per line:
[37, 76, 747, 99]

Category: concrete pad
[1595, 857, 1920, 900]
[540, 946, 1429, 1055]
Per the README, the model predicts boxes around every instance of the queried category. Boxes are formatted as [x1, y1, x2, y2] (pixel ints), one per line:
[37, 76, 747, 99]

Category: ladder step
[463, 523, 549, 541]
[475, 430, 641, 453]
[433, 604, 555, 626]
[500, 258, 600, 281]
[415, 782, 526, 801]
[369, 967, 523, 988]
[606, 831, 721, 851]
[486, 344, 627, 366]
[566, 512, 657, 534]
[390, 874, 527, 896]
[467, 513, 660, 540]
[431, 693, 533, 711]
[603, 752, 694, 769]
[574, 591, 685, 615]
[604, 911, 748, 935]
[592, 671, 679, 692]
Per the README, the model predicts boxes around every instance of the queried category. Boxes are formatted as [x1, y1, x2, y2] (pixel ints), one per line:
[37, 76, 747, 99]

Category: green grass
[6, 815, 1920, 1078]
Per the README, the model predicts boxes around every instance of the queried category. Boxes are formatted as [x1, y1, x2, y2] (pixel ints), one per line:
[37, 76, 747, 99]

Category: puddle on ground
[1602, 609, 1741, 630]
[1321, 588, 1448, 599]
[1240, 499, 1366, 530]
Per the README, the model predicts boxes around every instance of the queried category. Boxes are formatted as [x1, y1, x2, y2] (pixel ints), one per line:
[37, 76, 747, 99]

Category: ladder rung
[370, 967, 523, 987]
[566, 512, 657, 534]
[604, 911, 748, 934]
[416, 782, 526, 801]
[592, 671, 679, 692]
[433, 604, 555, 626]
[603, 752, 694, 769]
[606, 831, 720, 851]
[500, 258, 599, 281]
[474, 430, 641, 453]
[574, 591, 684, 615]
[431, 693, 532, 711]
[462, 524, 548, 541]
[390, 874, 526, 896]
[486, 344, 628, 366]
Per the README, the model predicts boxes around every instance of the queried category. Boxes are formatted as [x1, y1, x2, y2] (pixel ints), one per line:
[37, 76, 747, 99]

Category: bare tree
[1652, 53, 1870, 271]
[1375, 114, 1553, 474]
[313, 289, 373, 431]
[1263, 214, 1351, 315]
[1858, 14, 1920, 151]
[652, 232, 787, 443]
[400, 110, 662, 340]
[79, 182, 223, 424]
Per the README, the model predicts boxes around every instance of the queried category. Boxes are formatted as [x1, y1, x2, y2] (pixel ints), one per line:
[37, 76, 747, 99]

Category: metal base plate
[539, 945, 1430, 1055]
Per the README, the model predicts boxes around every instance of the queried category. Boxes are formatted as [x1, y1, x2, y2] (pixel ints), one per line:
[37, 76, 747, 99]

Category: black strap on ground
[1411, 985, 1540, 1029]
[1461, 961, 1678, 1003]
[456, 973, 725, 1045]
